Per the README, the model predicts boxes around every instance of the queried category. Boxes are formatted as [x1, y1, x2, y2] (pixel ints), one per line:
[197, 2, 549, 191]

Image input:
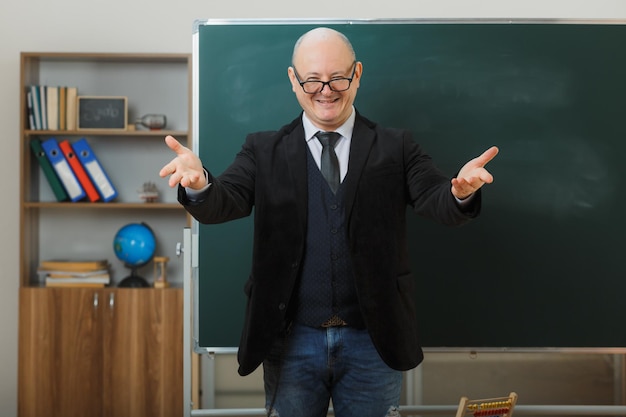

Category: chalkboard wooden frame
[192, 18, 626, 353]
[77, 96, 127, 130]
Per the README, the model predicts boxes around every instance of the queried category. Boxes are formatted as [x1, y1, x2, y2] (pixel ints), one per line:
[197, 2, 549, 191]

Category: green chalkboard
[194, 20, 626, 351]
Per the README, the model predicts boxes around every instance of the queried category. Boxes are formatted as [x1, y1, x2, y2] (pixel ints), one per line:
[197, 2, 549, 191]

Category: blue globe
[113, 223, 156, 268]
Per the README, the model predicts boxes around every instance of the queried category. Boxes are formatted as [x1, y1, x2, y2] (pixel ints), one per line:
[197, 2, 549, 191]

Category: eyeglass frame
[292, 61, 357, 94]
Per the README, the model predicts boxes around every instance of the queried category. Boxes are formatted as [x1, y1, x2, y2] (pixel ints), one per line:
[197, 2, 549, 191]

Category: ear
[352, 61, 363, 89]
[287, 67, 299, 93]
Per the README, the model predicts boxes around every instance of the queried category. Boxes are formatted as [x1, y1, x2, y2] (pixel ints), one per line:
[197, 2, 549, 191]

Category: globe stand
[118, 267, 150, 288]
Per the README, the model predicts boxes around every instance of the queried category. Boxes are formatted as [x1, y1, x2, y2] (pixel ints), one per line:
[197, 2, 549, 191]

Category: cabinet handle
[109, 292, 115, 309]
[93, 292, 99, 309]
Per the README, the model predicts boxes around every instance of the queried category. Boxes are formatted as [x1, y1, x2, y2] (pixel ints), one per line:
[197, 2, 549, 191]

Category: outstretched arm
[159, 135, 208, 190]
[451, 146, 499, 200]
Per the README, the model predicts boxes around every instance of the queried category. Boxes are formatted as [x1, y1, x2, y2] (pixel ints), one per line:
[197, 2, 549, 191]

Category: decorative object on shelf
[77, 96, 128, 130]
[137, 181, 159, 203]
[136, 113, 167, 130]
[113, 222, 156, 288]
[153, 256, 170, 288]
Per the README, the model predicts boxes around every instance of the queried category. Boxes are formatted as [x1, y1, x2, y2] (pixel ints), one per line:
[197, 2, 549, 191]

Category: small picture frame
[77, 96, 128, 130]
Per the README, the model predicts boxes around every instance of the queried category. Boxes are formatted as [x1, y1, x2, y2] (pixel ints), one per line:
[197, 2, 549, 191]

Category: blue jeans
[263, 324, 403, 417]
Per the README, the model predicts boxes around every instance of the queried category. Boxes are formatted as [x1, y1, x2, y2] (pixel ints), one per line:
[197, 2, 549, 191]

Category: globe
[113, 222, 156, 287]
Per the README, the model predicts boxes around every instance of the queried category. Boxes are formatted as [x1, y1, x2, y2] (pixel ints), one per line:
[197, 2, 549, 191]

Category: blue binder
[41, 137, 85, 202]
[72, 138, 118, 202]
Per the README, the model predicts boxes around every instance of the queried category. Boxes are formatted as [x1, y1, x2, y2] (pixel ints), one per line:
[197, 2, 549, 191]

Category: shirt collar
[303, 107, 356, 142]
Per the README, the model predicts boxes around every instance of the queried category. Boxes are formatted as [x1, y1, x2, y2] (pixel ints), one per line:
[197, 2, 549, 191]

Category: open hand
[159, 135, 208, 189]
[451, 146, 499, 199]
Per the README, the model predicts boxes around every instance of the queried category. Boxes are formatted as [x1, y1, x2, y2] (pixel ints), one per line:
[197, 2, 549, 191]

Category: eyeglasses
[293, 61, 356, 94]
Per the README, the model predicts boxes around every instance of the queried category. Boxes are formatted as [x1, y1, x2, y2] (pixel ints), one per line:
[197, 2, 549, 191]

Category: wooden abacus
[455, 392, 518, 417]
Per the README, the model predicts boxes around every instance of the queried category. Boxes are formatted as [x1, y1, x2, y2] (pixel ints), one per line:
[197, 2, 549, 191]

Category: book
[44, 274, 110, 287]
[26, 90, 35, 130]
[45, 270, 110, 279]
[59, 139, 100, 202]
[46, 86, 59, 130]
[38, 85, 47, 130]
[45, 281, 107, 288]
[30, 86, 42, 130]
[59, 86, 67, 130]
[72, 138, 118, 202]
[41, 137, 86, 202]
[39, 259, 109, 271]
[66, 87, 77, 130]
[30, 139, 69, 202]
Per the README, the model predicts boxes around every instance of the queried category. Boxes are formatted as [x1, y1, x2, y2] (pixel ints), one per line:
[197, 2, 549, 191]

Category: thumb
[475, 146, 499, 168]
[165, 135, 187, 155]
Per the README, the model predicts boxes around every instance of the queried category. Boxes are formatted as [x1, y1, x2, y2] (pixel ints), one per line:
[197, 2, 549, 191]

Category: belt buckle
[321, 315, 348, 328]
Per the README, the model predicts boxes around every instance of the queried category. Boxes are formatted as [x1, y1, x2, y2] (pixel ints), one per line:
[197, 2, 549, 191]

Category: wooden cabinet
[17, 53, 190, 416]
[18, 287, 183, 417]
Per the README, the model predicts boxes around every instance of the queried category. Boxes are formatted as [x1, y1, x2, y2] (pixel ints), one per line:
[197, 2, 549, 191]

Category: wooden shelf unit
[18, 52, 191, 417]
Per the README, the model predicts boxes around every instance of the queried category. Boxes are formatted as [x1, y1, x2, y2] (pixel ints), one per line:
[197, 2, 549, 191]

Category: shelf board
[21, 52, 191, 63]
[24, 129, 188, 137]
[23, 202, 183, 209]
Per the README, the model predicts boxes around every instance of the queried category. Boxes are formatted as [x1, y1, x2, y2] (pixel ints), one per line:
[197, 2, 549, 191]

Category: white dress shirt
[302, 107, 356, 183]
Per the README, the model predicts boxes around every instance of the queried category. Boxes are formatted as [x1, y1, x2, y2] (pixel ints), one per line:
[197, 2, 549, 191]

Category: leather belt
[321, 315, 348, 328]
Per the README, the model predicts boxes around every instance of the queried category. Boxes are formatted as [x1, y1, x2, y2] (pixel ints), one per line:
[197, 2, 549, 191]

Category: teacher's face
[289, 31, 362, 132]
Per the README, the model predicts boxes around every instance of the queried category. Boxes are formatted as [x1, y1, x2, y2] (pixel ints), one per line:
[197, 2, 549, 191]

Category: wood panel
[102, 288, 183, 417]
[18, 287, 103, 417]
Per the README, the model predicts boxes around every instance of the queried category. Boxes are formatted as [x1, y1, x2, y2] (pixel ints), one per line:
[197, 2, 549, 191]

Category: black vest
[293, 149, 364, 328]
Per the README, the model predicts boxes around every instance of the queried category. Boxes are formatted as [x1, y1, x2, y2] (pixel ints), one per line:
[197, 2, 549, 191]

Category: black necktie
[315, 131, 341, 193]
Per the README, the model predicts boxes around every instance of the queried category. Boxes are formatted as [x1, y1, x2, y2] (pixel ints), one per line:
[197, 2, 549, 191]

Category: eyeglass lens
[302, 79, 351, 93]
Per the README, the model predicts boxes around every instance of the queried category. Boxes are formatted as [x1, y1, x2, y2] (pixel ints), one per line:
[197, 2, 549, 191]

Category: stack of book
[26, 85, 78, 131]
[38, 259, 111, 288]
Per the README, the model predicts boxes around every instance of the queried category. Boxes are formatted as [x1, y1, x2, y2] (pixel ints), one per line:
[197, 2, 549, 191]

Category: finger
[177, 171, 204, 189]
[451, 178, 473, 199]
[475, 146, 499, 167]
[168, 171, 183, 188]
[165, 135, 188, 155]
[466, 170, 494, 185]
[159, 161, 176, 178]
[480, 171, 494, 184]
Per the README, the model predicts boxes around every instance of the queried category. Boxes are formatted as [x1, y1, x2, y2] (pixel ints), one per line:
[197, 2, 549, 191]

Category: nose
[319, 82, 333, 94]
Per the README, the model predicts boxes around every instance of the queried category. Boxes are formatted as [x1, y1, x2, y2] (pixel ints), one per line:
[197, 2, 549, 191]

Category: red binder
[59, 140, 101, 202]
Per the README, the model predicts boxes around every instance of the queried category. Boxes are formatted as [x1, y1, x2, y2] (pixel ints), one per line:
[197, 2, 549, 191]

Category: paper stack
[38, 259, 111, 287]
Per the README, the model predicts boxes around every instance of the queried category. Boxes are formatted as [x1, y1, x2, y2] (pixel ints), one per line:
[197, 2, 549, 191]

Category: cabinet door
[18, 287, 104, 417]
[102, 288, 183, 417]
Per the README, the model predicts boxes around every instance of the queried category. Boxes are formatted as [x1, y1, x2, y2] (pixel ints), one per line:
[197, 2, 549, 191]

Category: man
[160, 27, 498, 417]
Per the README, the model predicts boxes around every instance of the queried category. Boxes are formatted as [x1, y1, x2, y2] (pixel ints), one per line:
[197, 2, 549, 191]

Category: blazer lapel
[284, 121, 309, 231]
[342, 116, 375, 222]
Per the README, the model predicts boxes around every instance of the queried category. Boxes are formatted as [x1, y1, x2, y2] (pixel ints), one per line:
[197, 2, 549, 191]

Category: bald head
[292, 27, 356, 65]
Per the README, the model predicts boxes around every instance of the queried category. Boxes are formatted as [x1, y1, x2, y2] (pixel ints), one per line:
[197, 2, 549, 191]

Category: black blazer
[180, 111, 481, 376]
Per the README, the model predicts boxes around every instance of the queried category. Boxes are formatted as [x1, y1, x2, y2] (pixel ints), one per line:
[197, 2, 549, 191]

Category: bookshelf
[18, 52, 190, 417]
[19, 52, 191, 287]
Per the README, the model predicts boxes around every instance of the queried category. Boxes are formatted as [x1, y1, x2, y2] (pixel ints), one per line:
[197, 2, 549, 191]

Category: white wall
[1, 1, 626, 415]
